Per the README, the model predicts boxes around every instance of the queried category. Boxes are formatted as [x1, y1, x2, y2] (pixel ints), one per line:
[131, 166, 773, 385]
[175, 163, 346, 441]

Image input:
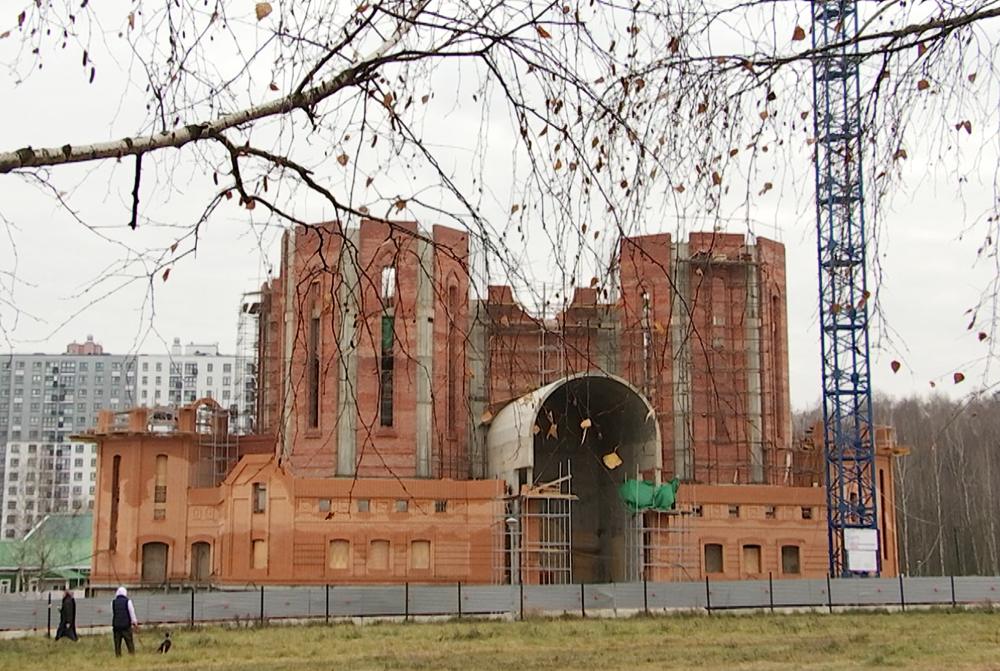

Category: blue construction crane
[811, 1, 880, 577]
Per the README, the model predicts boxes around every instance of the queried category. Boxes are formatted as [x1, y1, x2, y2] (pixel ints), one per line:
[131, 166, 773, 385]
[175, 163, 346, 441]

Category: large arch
[487, 373, 661, 583]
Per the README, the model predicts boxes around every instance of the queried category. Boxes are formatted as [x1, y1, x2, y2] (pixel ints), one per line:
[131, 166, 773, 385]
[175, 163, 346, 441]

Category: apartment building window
[222, 376, 231, 386]
[223, 363, 232, 373]
[207, 363, 214, 372]
[206, 376, 213, 386]
[78, 362, 88, 371]
[95, 376, 103, 384]
[142, 362, 149, 372]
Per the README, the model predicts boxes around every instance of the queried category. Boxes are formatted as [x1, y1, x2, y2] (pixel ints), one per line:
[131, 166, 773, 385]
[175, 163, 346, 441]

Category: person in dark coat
[111, 586, 138, 656]
[54, 590, 78, 642]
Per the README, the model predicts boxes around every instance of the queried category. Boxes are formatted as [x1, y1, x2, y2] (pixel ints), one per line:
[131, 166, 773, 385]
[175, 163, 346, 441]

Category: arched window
[190, 542, 211, 581]
[142, 542, 169, 582]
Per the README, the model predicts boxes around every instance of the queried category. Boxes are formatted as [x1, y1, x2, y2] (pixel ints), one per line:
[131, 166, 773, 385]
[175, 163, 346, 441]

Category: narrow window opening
[781, 545, 801, 574]
[764, 505, 776, 519]
[252, 483, 267, 513]
[801, 506, 813, 520]
[380, 315, 394, 427]
[879, 468, 888, 561]
[356, 499, 370, 513]
[446, 285, 459, 439]
[318, 498, 331, 513]
[307, 313, 320, 428]
[743, 544, 762, 574]
[154, 454, 167, 504]
[369, 540, 390, 570]
[411, 540, 431, 570]
[728, 505, 740, 518]
[328, 539, 349, 570]
[704, 543, 723, 573]
[434, 500, 447, 513]
[252, 539, 267, 569]
[395, 499, 408, 513]
[110, 454, 121, 552]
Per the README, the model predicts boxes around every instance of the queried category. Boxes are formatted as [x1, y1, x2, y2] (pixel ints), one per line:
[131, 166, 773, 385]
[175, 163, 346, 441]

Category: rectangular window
[395, 499, 408, 513]
[207, 363, 214, 372]
[728, 505, 740, 518]
[781, 545, 801, 574]
[410, 540, 431, 570]
[252, 539, 267, 569]
[434, 500, 447, 513]
[357, 499, 370, 513]
[318, 498, 331, 512]
[801, 507, 813, 520]
[223, 363, 232, 373]
[380, 315, 394, 427]
[329, 540, 350, 570]
[704, 543, 723, 573]
[252, 483, 267, 513]
[743, 544, 762, 574]
[764, 505, 776, 519]
[154, 454, 168, 504]
[369, 540, 390, 570]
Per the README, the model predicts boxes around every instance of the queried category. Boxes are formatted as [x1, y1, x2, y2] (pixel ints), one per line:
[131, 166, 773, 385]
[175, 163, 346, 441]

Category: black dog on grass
[157, 632, 172, 654]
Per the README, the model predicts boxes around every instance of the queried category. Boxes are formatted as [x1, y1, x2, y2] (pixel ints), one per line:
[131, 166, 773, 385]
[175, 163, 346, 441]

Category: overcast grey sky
[1, 2, 998, 412]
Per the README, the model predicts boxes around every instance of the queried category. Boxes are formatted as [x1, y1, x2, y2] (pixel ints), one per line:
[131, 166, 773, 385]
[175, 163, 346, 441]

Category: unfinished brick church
[87, 220, 900, 589]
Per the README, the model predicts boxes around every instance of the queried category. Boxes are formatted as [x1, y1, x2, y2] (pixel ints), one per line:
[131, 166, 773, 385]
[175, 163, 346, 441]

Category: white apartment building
[2, 440, 97, 539]
[134, 339, 240, 411]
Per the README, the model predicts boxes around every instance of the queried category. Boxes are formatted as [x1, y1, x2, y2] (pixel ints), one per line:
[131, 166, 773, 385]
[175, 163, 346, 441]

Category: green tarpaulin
[618, 477, 680, 513]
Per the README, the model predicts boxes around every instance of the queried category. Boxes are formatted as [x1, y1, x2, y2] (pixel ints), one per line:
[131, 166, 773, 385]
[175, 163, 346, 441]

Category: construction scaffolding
[626, 507, 698, 583]
[494, 465, 575, 585]
[192, 403, 237, 488]
[234, 292, 261, 435]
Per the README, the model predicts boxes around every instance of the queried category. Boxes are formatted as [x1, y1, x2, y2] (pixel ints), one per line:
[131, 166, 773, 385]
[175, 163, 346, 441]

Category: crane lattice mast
[811, 0, 880, 577]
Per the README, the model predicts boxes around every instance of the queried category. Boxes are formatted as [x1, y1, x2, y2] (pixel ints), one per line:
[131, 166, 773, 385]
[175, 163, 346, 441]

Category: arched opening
[142, 542, 169, 583]
[190, 542, 211, 582]
[488, 373, 661, 584]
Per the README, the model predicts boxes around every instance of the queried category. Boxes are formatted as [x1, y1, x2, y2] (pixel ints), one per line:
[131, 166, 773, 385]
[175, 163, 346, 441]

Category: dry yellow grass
[3, 610, 1000, 670]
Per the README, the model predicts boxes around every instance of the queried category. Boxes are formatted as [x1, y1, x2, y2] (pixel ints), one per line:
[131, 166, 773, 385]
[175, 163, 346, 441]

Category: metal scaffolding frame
[493, 464, 575, 585]
[626, 507, 698, 583]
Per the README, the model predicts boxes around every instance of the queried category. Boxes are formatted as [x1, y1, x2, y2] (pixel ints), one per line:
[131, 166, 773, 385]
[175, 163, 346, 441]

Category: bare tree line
[799, 393, 1000, 576]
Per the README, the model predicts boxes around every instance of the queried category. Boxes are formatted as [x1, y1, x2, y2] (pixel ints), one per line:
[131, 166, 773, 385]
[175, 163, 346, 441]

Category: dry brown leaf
[954, 372, 966, 384]
[356, 3, 370, 11]
[547, 423, 558, 439]
[170, 243, 178, 253]
[255, 2, 272, 21]
[0, 31, 9, 39]
[711, 171, 722, 186]
[394, 200, 407, 211]
[697, 102, 708, 114]
[510, 204, 520, 214]
[127, 13, 135, 30]
[421, 94, 429, 103]
[917, 79, 930, 91]
[758, 182, 773, 196]
[893, 148, 908, 160]
[580, 418, 592, 429]
[536, 25, 552, 39]
[674, 185, 685, 193]
[337, 154, 349, 166]
[668, 37, 679, 53]
[792, 26, 806, 41]
[269, 82, 278, 91]
[532, 424, 540, 435]
[480, 411, 494, 424]
[245, 199, 256, 210]
[979, 332, 988, 342]
[162, 268, 170, 282]
[554, 159, 563, 170]
[602, 452, 623, 469]
[969, 73, 977, 83]
[890, 361, 901, 373]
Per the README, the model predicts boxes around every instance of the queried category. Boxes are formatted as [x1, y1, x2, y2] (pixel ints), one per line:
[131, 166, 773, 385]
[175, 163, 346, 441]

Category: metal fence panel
[954, 577, 1000, 605]
[830, 578, 900, 606]
[706, 580, 770, 610]
[901, 577, 953, 606]
[460, 585, 517, 616]
[409, 585, 459, 616]
[199, 590, 260, 623]
[524, 584, 580, 615]
[611, 582, 645, 611]
[327, 585, 407, 618]
[582, 584, 616, 612]
[264, 587, 320, 620]
[771, 578, 827, 608]
[137, 593, 194, 624]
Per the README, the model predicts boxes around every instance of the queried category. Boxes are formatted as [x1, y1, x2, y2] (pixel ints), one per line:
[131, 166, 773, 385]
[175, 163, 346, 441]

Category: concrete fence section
[4, 576, 1000, 633]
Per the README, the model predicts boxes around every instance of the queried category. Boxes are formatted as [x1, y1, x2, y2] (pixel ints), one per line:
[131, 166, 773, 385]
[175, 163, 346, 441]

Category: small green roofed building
[0, 513, 92, 593]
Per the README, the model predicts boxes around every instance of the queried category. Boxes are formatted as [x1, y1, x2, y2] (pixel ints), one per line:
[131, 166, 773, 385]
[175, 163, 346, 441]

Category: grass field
[2, 611, 1000, 670]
